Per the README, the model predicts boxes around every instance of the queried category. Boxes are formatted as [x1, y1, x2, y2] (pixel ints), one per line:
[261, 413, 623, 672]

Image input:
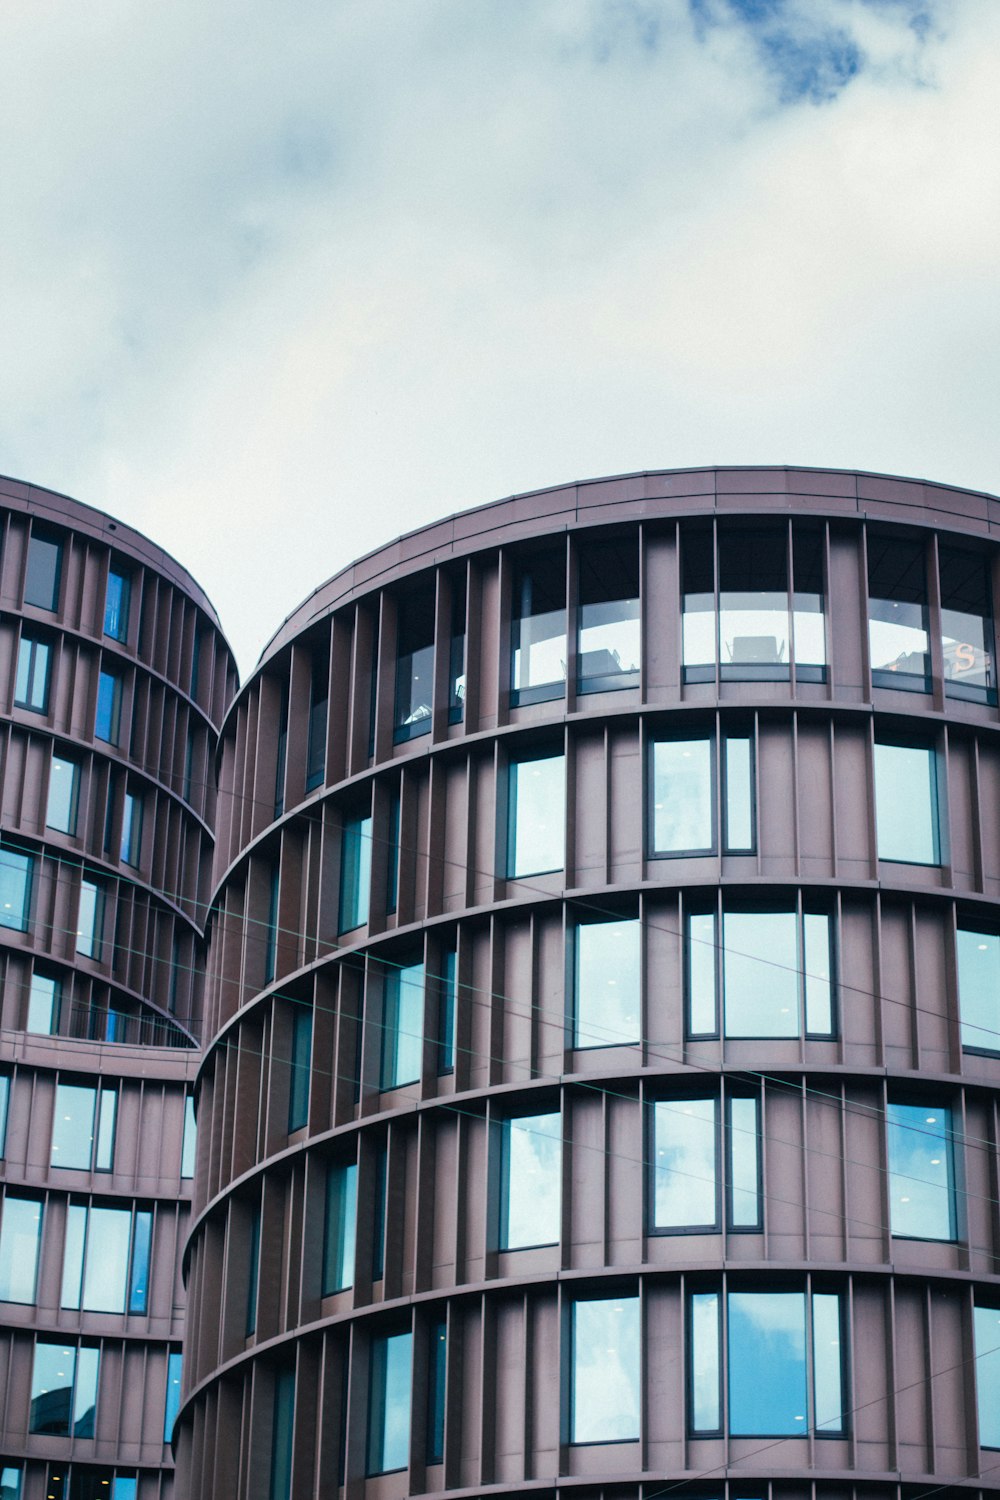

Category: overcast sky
[1, 0, 997, 677]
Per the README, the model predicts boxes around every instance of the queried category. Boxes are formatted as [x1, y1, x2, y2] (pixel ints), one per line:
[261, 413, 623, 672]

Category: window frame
[95, 668, 123, 746]
[14, 634, 51, 713]
[498, 1109, 562, 1251]
[506, 749, 565, 879]
[0, 846, 33, 933]
[686, 906, 837, 1042]
[24, 529, 63, 612]
[104, 567, 131, 643]
[649, 1091, 763, 1237]
[873, 737, 944, 867]
[569, 1293, 642, 1446]
[885, 1099, 959, 1243]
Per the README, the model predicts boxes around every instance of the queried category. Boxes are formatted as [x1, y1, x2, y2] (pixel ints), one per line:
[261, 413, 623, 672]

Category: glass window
[338, 812, 372, 933]
[0, 847, 33, 931]
[957, 927, 1000, 1054]
[571, 1297, 640, 1443]
[51, 1083, 117, 1172]
[263, 864, 279, 986]
[120, 792, 141, 867]
[507, 753, 565, 877]
[164, 1351, 182, 1443]
[427, 1320, 447, 1464]
[511, 551, 566, 703]
[941, 547, 995, 701]
[183, 727, 196, 802]
[386, 790, 400, 915]
[61, 1204, 137, 1313]
[104, 569, 131, 643]
[246, 1206, 260, 1336]
[437, 947, 457, 1074]
[274, 683, 288, 818]
[0, 1196, 43, 1303]
[577, 537, 640, 693]
[30, 1340, 99, 1436]
[128, 1209, 152, 1314]
[974, 1303, 1000, 1448]
[189, 625, 202, 699]
[288, 1007, 311, 1131]
[47, 755, 80, 834]
[886, 1102, 956, 1241]
[448, 575, 466, 725]
[305, 650, 329, 791]
[651, 1096, 761, 1234]
[372, 1141, 388, 1281]
[181, 1096, 197, 1179]
[14, 635, 50, 711]
[394, 587, 435, 742]
[690, 1289, 844, 1437]
[792, 524, 827, 671]
[367, 1330, 413, 1475]
[682, 528, 715, 677]
[687, 909, 834, 1039]
[76, 880, 105, 960]
[500, 1112, 561, 1250]
[270, 1367, 295, 1500]
[0, 1466, 20, 1499]
[723, 737, 755, 852]
[24, 531, 62, 611]
[874, 741, 941, 864]
[650, 738, 713, 855]
[323, 1162, 358, 1295]
[95, 669, 122, 745]
[574, 919, 641, 1048]
[27, 971, 61, 1034]
[868, 534, 929, 687]
[381, 961, 424, 1090]
[0, 1075, 8, 1157]
[719, 528, 789, 677]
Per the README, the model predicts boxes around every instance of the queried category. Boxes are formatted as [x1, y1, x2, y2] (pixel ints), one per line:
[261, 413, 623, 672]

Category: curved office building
[177, 466, 1000, 1500]
[0, 476, 237, 1500]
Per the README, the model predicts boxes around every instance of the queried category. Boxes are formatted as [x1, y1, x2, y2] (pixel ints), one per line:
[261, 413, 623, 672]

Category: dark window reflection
[940, 547, 995, 702]
[394, 587, 435, 742]
[449, 575, 466, 724]
[868, 534, 929, 688]
[577, 538, 640, 693]
[512, 551, 566, 703]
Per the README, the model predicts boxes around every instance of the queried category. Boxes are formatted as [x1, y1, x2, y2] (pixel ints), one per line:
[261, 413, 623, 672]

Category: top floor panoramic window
[940, 545, 996, 703]
[511, 549, 566, 704]
[394, 585, 435, 742]
[867, 533, 929, 689]
[577, 537, 640, 693]
[24, 528, 62, 611]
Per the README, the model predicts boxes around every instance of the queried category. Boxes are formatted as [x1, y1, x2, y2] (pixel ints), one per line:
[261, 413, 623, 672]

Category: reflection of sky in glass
[728, 1291, 806, 1435]
[868, 601, 929, 674]
[812, 1293, 843, 1432]
[513, 611, 566, 690]
[803, 913, 832, 1035]
[510, 755, 564, 876]
[957, 929, 1000, 1053]
[688, 913, 717, 1035]
[793, 594, 826, 665]
[874, 743, 938, 864]
[682, 596, 715, 667]
[724, 738, 753, 851]
[572, 1297, 640, 1442]
[374, 1332, 413, 1473]
[653, 739, 712, 852]
[724, 913, 798, 1037]
[503, 1112, 561, 1249]
[690, 1291, 720, 1430]
[727, 1097, 760, 1228]
[654, 1099, 716, 1229]
[382, 962, 424, 1089]
[0, 1196, 42, 1303]
[51, 1083, 97, 1169]
[886, 1103, 954, 1240]
[942, 606, 993, 687]
[721, 594, 788, 665]
[974, 1305, 1000, 1447]
[579, 599, 640, 675]
[84, 1206, 131, 1312]
[575, 919, 641, 1047]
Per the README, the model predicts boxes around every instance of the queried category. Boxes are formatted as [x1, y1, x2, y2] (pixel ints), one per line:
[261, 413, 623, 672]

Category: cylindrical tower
[181, 467, 1000, 1500]
[0, 475, 237, 1500]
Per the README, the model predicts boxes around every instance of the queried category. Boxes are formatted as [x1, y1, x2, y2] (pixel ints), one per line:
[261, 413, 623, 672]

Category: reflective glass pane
[323, 1162, 358, 1294]
[113, 1480, 138, 1500]
[30, 1342, 76, 1434]
[723, 912, 798, 1037]
[368, 1331, 413, 1474]
[727, 1096, 761, 1229]
[578, 539, 640, 691]
[719, 530, 789, 670]
[15, 636, 50, 710]
[437, 947, 456, 1073]
[728, 1291, 806, 1435]
[792, 524, 826, 667]
[270, 1367, 295, 1500]
[957, 928, 1000, 1054]
[512, 554, 566, 696]
[574, 919, 641, 1048]
[940, 547, 994, 694]
[74, 1344, 99, 1435]
[689, 1291, 721, 1431]
[104, 569, 130, 642]
[246, 1207, 260, 1335]
[95, 670, 122, 744]
[501, 1112, 561, 1249]
[803, 913, 833, 1035]
[0, 1196, 43, 1303]
[687, 912, 717, 1036]
[571, 1297, 640, 1443]
[51, 1084, 97, 1169]
[129, 1210, 152, 1314]
[181, 1096, 197, 1178]
[723, 737, 754, 852]
[306, 654, 329, 790]
[812, 1292, 844, 1434]
[47, 756, 79, 834]
[868, 534, 929, 680]
[394, 587, 435, 740]
[886, 1103, 955, 1240]
[338, 814, 372, 933]
[0, 848, 32, 931]
[682, 529, 715, 669]
[95, 1089, 117, 1172]
[61, 1204, 87, 1308]
[120, 793, 141, 866]
[163, 1351, 182, 1442]
[651, 739, 713, 854]
[83, 1207, 130, 1312]
[76, 880, 102, 958]
[24, 534, 61, 610]
[287, 1007, 311, 1130]
[974, 1304, 1000, 1448]
[427, 1320, 447, 1463]
[874, 743, 940, 864]
[381, 962, 424, 1090]
[653, 1098, 717, 1230]
[0, 1076, 7, 1157]
[0, 1466, 20, 1500]
[508, 755, 564, 877]
[27, 972, 60, 1034]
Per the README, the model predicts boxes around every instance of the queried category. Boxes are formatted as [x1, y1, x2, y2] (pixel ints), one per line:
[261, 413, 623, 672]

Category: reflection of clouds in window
[653, 739, 712, 852]
[572, 1297, 640, 1443]
[886, 1104, 954, 1240]
[503, 1113, 561, 1249]
[575, 920, 641, 1047]
[654, 1099, 716, 1228]
[723, 912, 798, 1037]
[690, 1292, 720, 1431]
[956, 929, 1000, 1053]
[728, 1291, 806, 1436]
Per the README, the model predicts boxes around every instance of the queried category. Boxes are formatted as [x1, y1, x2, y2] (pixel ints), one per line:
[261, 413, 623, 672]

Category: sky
[1, 0, 998, 678]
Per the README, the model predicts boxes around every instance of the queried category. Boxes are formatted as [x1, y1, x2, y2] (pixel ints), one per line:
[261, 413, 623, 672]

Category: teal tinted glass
[381, 962, 424, 1090]
[507, 754, 564, 877]
[874, 742, 940, 864]
[974, 1304, 1000, 1447]
[728, 1291, 806, 1435]
[322, 1162, 357, 1294]
[0, 848, 32, 931]
[574, 919, 641, 1048]
[957, 928, 1000, 1053]
[500, 1112, 561, 1249]
[339, 814, 372, 932]
[653, 1099, 717, 1230]
[886, 1102, 956, 1240]
[367, 1331, 413, 1474]
[0, 1196, 43, 1303]
[571, 1297, 640, 1443]
[651, 738, 713, 853]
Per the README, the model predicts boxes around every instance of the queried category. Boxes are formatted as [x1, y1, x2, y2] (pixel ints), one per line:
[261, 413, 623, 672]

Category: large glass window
[270, 1367, 295, 1500]
[437, 947, 457, 1074]
[688, 909, 833, 1039]
[181, 1095, 197, 1179]
[577, 537, 640, 693]
[381, 962, 424, 1090]
[30, 1341, 99, 1437]
[367, 1331, 413, 1475]
[263, 864, 280, 986]
[51, 1083, 117, 1172]
[723, 736, 755, 852]
[507, 753, 565, 877]
[164, 1351, 182, 1442]
[500, 1112, 561, 1249]
[0, 1075, 8, 1157]
[24, 531, 62, 611]
[0, 1465, 20, 1498]
[427, 1320, 447, 1464]
[573, 918, 641, 1048]
[719, 528, 790, 675]
[682, 528, 715, 678]
[287, 1007, 311, 1131]
[322, 1162, 358, 1295]
[305, 649, 329, 791]
[274, 684, 288, 818]
[511, 551, 566, 703]
[61, 1204, 152, 1314]
[14, 635, 50, 711]
[394, 586, 435, 742]
[0, 1196, 43, 1303]
[27, 971, 61, 1034]
[689, 1289, 844, 1437]
[0, 847, 33, 932]
[120, 792, 141, 867]
[940, 547, 995, 701]
[886, 1102, 956, 1241]
[47, 755, 80, 834]
[448, 575, 466, 725]
[974, 1303, 1000, 1448]
[571, 1296, 640, 1443]
[338, 812, 372, 933]
[649, 735, 754, 857]
[95, 669, 122, 745]
[76, 880, 105, 960]
[868, 534, 929, 688]
[957, 927, 1000, 1055]
[651, 1094, 761, 1233]
[873, 741, 941, 865]
[104, 568, 131, 642]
